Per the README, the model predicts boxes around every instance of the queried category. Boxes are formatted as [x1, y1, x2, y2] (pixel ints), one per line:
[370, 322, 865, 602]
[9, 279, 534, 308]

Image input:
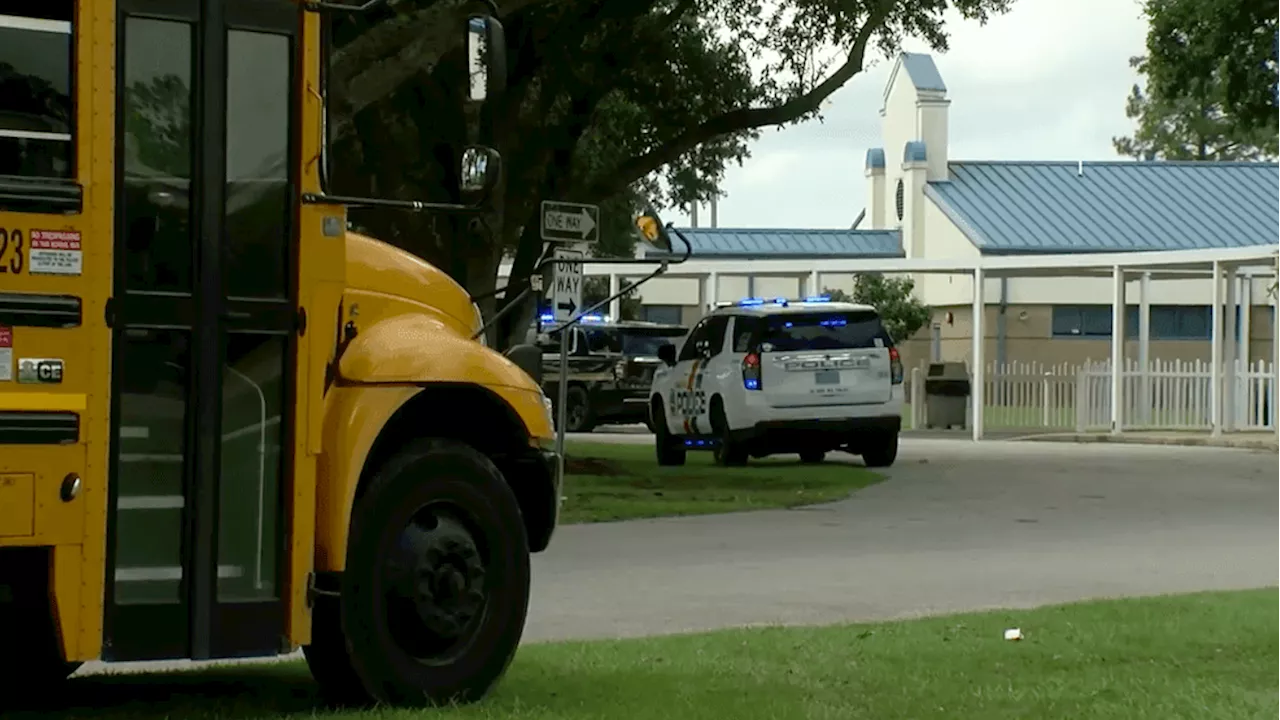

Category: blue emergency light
[803, 295, 831, 303]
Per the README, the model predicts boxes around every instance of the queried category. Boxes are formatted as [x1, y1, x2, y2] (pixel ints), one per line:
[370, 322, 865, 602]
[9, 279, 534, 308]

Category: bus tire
[306, 437, 531, 707]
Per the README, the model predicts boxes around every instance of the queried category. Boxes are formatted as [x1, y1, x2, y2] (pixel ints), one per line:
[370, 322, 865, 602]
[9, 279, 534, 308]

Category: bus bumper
[507, 445, 561, 553]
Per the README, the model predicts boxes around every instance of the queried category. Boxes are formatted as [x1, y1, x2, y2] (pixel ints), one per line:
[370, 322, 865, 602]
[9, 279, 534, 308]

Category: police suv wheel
[862, 431, 899, 468]
[651, 399, 686, 466]
[711, 401, 747, 467]
[304, 438, 530, 707]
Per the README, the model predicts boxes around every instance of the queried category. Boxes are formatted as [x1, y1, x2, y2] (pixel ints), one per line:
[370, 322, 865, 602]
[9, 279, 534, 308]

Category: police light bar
[735, 295, 832, 307]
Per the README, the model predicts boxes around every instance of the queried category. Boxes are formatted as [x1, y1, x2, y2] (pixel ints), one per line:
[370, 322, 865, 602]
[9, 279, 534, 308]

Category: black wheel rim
[379, 502, 490, 665]
[567, 392, 587, 430]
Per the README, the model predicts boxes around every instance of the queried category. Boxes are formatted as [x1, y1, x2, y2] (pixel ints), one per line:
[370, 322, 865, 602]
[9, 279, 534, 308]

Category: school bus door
[105, 0, 300, 661]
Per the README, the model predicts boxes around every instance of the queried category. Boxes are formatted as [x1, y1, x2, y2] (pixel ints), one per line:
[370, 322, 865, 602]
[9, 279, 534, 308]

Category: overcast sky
[677, 0, 1149, 229]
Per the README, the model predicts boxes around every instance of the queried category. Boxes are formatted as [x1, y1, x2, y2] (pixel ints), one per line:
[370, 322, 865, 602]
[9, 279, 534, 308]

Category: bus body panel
[0, 0, 115, 663]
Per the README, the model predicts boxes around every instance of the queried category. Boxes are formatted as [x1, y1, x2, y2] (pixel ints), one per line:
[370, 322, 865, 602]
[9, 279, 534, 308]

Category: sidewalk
[1013, 430, 1278, 451]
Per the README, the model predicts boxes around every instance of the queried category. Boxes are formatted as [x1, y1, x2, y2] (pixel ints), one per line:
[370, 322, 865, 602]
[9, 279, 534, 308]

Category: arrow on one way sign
[540, 200, 600, 243]
[545, 246, 584, 323]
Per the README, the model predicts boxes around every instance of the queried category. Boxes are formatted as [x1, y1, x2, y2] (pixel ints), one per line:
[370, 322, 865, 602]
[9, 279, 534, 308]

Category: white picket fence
[1075, 358, 1276, 431]
[909, 359, 1277, 432]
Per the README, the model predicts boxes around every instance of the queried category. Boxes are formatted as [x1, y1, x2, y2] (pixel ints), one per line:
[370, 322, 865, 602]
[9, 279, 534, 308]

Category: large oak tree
[325, 0, 1013, 348]
[1141, 0, 1278, 135]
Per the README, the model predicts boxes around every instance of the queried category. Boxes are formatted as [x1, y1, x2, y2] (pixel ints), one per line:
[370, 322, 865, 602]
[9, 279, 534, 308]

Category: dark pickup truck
[536, 319, 688, 432]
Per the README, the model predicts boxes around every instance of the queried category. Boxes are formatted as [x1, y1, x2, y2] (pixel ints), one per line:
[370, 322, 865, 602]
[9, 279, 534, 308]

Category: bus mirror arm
[301, 192, 488, 215]
[469, 227, 691, 342]
[304, 0, 501, 13]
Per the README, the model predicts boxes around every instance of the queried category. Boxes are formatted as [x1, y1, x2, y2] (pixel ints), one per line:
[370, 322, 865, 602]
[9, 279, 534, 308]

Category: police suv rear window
[755, 311, 891, 352]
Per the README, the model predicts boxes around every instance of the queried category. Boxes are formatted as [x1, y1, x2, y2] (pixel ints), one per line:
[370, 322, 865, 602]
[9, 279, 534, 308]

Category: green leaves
[824, 274, 932, 343]
[1113, 55, 1278, 161]
[1146, 0, 1280, 133]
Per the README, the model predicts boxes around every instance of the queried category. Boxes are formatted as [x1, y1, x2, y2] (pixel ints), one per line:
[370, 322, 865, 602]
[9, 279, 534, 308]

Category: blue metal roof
[924, 161, 1280, 253]
[900, 53, 947, 93]
[904, 141, 928, 163]
[866, 147, 885, 170]
[649, 228, 903, 259]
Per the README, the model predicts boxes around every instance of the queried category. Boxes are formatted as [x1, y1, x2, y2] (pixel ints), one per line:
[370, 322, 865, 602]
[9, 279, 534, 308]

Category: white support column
[971, 267, 985, 441]
[1274, 257, 1279, 441]
[1209, 261, 1223, 437]
[808, 270, 820, 298]
[1238, 275, 1252, 426]
[1110, 266, 1125, 435]
[1223, 268, 1238, 431]
[1139, 272, 1151, 426]
[608, 273, 621, 319]
[708, 270, 720, 310]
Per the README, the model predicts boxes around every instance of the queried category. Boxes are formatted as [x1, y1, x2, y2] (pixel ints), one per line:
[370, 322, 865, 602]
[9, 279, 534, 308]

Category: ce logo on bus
[18, 358, 63, 384]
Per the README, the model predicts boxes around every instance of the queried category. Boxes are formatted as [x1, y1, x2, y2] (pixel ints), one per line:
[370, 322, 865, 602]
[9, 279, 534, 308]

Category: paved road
[76, 435, 1275, 676]
[526, 435, 1278, 642]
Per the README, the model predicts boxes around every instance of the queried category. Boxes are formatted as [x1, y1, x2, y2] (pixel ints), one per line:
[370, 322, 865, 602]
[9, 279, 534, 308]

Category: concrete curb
[1013, 432, 1279, 452]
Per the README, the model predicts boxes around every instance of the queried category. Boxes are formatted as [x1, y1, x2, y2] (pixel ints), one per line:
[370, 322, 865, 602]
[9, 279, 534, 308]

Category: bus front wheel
[304, 438, 531, 707]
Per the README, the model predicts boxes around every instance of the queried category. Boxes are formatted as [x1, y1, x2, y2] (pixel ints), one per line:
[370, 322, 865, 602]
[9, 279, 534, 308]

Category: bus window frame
[0, 4, 82, 214]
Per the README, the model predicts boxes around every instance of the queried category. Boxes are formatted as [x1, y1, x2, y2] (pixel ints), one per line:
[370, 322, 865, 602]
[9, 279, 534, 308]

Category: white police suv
[648, 296, 903, 468]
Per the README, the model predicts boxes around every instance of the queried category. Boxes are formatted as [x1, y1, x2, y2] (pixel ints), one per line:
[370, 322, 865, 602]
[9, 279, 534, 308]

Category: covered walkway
[570, 244, 1280, 441]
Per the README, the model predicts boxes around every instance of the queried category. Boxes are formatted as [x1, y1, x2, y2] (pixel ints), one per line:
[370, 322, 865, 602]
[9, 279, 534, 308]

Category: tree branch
[581, 0, 893, 201]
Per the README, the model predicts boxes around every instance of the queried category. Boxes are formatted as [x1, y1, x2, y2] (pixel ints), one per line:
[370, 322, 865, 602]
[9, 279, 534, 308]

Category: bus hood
[344, 231, 481, 335]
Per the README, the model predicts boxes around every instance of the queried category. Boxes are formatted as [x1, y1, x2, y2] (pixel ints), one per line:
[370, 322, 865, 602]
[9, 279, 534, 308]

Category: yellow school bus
[0, 0, 561, 707]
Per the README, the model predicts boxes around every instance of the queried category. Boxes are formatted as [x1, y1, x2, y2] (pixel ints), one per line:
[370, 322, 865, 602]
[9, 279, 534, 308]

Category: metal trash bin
[924, 362, 971, 429]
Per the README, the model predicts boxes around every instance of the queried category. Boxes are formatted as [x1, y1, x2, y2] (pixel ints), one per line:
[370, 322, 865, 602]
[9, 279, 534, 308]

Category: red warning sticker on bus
[0, 326, 11, 382]
[29, 229, 83, 276]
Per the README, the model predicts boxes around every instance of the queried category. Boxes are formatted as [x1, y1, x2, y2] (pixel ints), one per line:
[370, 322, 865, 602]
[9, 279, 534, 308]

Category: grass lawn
[18, 589, 1276, 720]
[560, 441, 882, 524]
[901, 404, 1076, 431]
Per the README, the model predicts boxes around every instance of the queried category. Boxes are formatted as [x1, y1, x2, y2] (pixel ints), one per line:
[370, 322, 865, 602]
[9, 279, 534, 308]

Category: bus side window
[0, 2, 76, 180]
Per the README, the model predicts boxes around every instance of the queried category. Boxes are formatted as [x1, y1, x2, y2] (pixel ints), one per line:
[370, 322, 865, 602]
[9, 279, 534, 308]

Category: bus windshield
[322, 8, 469, 206]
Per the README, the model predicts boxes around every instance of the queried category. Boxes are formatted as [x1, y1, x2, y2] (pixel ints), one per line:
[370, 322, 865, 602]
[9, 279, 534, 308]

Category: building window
[1051, 305, 1245, 341]
[0, 3, 76, 179]
[643, 304, 682, 326]
[1051, 306, 1127, 338]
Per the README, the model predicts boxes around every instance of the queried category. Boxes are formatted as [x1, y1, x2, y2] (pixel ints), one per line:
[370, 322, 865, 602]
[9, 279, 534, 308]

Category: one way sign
[546, 246, 584, 323]
[540, 200, 600, 243]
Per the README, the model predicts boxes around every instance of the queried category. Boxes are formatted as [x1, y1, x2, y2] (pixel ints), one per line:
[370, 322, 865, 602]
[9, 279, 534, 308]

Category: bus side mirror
[657, 343, 677, 366]
[466, 14, 507, 103]
[460, 146, 500, 204]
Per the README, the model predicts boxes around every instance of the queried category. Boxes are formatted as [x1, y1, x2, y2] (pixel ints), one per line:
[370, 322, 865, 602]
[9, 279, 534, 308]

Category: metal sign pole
[555, 322, 569, 481]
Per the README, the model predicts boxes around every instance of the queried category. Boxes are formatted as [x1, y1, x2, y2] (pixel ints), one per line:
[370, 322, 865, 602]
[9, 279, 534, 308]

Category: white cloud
[682, 0, 1149, 229]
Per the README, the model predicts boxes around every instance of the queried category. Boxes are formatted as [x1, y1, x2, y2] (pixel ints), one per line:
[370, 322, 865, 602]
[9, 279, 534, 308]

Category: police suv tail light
[742, 352, 762, 390]
[889, 347, 903, 385]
